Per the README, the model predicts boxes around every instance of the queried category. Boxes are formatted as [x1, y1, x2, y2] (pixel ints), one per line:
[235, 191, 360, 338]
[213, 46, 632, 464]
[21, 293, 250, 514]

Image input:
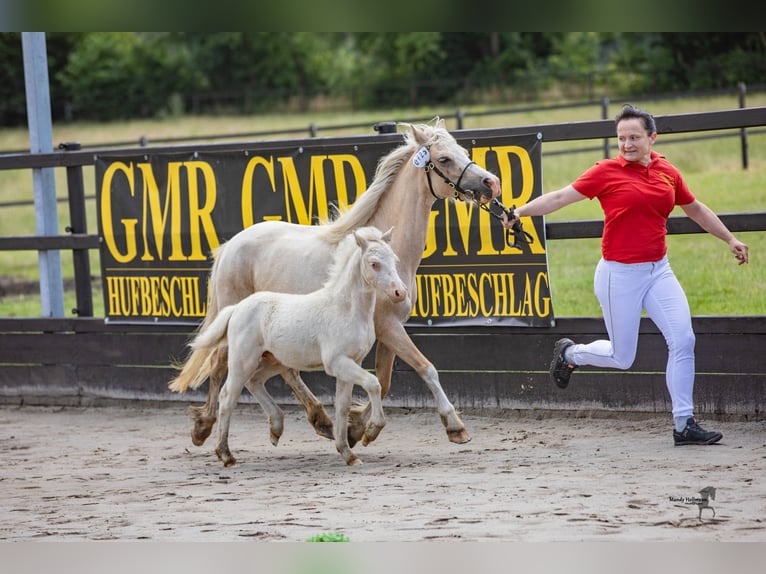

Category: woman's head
[615, 104, 657, 165]
[615, 104, 656, 135]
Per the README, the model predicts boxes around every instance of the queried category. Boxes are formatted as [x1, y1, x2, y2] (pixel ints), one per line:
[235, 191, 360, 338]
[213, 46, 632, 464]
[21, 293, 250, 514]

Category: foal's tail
[168, 305, 236, 393]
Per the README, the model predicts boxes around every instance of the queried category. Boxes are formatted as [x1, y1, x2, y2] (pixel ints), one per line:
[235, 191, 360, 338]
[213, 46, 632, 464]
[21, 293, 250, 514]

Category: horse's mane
[318, 121, 452, 243]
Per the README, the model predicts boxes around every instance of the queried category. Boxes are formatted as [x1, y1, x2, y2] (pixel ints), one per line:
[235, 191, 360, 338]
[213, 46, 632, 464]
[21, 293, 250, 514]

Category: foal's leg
[359, 370, 386, 446]
[188, 346, 227, 446]
[244, 374, 284, 447]
[347, 343, 393, 447]
[281, 368, 335, 440]
[380, 322, 470, 444]
[332, 378, 360, 466]
[328, 356, 385, 465]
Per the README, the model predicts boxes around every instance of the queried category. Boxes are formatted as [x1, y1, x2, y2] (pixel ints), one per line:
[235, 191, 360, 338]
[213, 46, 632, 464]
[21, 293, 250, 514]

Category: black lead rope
[480, 198, 535, 252]
[424, 160, 534, 251]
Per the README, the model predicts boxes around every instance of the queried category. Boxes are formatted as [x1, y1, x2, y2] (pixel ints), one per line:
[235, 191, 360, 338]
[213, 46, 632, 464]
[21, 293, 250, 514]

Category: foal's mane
[323, 227, 381, 291]
[318, 122, 451, 243]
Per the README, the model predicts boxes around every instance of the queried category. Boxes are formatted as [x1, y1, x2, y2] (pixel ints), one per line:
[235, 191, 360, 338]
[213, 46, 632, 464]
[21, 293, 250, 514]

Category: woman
[504, 104, 749, 446]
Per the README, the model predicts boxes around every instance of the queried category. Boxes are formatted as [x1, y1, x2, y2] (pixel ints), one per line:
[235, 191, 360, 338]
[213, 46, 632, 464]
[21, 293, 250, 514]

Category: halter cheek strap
[424, 159, 476, 201]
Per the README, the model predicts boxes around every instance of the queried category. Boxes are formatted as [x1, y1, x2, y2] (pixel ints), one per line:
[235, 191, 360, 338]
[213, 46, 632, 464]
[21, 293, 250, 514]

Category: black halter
[424, 158, 476, 202]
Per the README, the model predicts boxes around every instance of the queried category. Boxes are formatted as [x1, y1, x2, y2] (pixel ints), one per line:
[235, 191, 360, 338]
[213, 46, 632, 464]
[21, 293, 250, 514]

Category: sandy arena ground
[1, 403, 765, 543]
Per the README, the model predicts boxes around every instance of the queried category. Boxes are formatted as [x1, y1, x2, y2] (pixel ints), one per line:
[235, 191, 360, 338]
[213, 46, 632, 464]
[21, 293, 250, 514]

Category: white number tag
[412, 146, 430, 168]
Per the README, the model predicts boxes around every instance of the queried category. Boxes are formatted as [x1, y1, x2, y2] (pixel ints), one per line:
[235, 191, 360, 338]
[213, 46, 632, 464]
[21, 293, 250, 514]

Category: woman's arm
[502, 184, 587, 227]
[680, 199, 749, 265]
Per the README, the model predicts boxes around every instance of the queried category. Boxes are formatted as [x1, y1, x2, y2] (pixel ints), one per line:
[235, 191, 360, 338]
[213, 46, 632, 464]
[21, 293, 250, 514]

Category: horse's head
[408, 118, 501, 205]
[354, 227, 407, 304]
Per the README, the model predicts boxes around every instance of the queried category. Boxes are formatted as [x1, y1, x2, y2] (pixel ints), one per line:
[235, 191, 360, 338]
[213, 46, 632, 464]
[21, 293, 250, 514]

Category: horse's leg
[188, 346, 227, 446]
[347, 342, 394, 448]
[281, 368, 335, 440]
[379, 322, 470, 444]
[244, 373, 284, 447]
[214, 369, 246, 467]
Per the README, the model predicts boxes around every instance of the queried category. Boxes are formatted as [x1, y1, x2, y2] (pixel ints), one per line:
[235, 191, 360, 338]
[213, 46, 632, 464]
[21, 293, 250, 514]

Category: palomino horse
[188, 227, 407, 466]
[169, 118, 501, 448]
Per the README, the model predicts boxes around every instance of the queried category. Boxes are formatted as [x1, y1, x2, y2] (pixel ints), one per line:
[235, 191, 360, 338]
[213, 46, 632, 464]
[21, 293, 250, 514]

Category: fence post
[60, 142, 93, 317]
[373, 122, 397, 134]
[456, 109, 464, 130]
[22, 32, 64, 318]
[601, 95, 611, 159]
[738, 82, 749, 170]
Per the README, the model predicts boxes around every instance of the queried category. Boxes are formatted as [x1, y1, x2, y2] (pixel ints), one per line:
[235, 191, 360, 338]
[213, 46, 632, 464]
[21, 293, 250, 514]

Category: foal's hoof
[361, 423, 385, 446]
[215, 448, 237, 467]
[447, 428, 472, 444]
[345, 455, 361, 466]
[346, 422, 366, 449]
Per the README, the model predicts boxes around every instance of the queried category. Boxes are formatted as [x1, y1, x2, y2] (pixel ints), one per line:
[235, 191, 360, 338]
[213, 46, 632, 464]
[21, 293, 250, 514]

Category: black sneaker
[550, 338, 577, 389]
[673, 417, 723, 446]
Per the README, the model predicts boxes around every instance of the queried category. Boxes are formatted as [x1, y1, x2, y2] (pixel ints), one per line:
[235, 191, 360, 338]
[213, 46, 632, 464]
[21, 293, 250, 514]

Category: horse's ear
[434, 117, 446, 130]
[382, 227, 394, 243]
[409, 123, 428, 146]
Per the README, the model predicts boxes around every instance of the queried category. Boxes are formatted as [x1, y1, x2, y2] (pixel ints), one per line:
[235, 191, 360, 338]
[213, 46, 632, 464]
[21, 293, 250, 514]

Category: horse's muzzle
[482, 175, 502, 202]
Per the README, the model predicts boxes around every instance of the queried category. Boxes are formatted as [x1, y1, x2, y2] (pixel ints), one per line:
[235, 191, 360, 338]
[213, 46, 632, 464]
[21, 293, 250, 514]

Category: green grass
[1, 93, 764, 317]
[305, 532, 350, 542]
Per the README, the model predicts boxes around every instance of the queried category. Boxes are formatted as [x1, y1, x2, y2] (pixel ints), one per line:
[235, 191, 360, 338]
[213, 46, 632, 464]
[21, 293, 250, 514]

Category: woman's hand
[500, 211, 519, 229]
[729, 238, 749, 265]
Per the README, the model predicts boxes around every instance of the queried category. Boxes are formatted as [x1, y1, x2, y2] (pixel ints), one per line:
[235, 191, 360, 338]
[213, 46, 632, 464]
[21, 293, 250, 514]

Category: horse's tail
[168, 304, 236, 393]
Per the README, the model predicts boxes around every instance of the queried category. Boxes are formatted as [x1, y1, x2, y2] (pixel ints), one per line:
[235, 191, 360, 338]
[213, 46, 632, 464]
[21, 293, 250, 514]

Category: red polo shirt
[572, 151, 696, 263]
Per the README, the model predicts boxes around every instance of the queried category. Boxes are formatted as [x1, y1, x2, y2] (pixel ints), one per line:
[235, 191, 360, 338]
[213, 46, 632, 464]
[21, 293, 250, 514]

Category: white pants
[569, 256, 695, 418]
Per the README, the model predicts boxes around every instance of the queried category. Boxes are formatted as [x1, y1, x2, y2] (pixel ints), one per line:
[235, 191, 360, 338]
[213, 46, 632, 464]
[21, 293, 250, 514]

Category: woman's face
[617, 118, 656, 166]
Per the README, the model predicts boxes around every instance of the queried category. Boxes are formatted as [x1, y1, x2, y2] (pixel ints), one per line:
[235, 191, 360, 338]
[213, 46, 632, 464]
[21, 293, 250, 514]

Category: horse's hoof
[346, 455, 361, 466]
[314, 421, 335, 441]
[190, 413, 215, 446]
[447, 428, 472, 444]
[269, 432, 281, 447]
[309, 409, 335, 440]
[191, 425, 212, 447]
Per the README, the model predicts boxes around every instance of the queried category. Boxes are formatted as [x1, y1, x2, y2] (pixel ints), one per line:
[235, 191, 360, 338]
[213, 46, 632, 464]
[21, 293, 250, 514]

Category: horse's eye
[371, 261, 381, 271]
[438, 156, 451, 164]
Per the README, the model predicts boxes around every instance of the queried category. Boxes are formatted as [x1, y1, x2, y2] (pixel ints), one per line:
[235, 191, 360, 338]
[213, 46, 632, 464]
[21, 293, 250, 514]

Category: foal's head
[351, 227, 407, 304]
